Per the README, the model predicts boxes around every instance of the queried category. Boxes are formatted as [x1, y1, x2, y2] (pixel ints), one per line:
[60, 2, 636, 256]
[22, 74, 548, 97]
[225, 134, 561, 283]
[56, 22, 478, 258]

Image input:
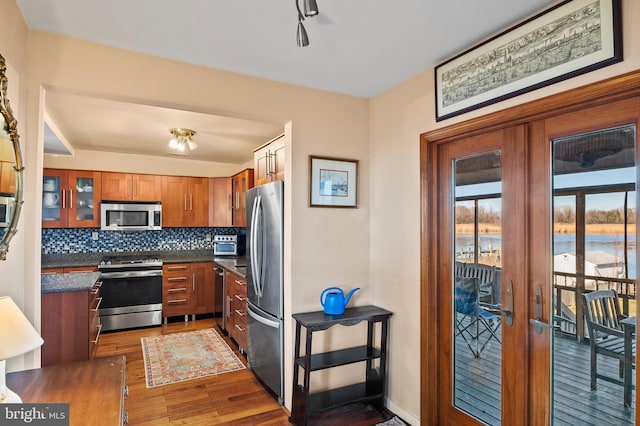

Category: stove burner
[98, 255, 163, 269]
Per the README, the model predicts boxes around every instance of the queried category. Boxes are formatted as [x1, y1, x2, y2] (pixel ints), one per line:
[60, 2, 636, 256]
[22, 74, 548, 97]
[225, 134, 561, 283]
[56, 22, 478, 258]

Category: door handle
[529, 282, 558, 334]
[484, 279, 514, 326]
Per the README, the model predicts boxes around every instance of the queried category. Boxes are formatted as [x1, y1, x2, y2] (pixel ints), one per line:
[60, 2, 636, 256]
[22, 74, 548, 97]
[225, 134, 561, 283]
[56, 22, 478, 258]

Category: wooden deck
[454, 327, 636, 425]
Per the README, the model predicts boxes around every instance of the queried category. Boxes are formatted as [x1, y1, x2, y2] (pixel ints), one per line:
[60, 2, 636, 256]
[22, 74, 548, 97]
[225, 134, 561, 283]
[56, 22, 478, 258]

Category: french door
[422, 93, 640, 425]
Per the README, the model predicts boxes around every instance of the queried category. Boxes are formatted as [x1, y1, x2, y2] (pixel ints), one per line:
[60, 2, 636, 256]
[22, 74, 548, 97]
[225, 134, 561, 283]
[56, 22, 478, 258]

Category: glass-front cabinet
[232, 168, 254, 227]
[42, 169, 101, 228]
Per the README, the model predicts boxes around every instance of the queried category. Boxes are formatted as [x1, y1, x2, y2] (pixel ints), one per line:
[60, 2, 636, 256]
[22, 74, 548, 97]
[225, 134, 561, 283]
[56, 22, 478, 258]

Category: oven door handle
[99, 270, 163, 279]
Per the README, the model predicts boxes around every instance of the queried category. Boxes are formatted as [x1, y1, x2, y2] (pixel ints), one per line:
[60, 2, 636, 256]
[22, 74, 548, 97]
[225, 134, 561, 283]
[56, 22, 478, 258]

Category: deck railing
[552, 271, 636, 339]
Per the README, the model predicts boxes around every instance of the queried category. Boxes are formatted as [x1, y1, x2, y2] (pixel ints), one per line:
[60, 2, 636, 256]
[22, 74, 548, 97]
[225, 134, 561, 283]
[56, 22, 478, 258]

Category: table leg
[624, 323, 632, 408]
[290, 322, 305, 425]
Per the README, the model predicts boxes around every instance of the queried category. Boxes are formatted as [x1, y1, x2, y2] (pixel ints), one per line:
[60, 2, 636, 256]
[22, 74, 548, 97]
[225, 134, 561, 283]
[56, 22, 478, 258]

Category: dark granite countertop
[214, 257, 248, 278]
[41, 250, 247, 277]
[41, 271, 101, 293]
[41, 250, 217, 269]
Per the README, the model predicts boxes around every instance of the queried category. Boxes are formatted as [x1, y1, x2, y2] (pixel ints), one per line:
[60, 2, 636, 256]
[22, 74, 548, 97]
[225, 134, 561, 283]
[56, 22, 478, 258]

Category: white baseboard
[385, 398, 420, 425]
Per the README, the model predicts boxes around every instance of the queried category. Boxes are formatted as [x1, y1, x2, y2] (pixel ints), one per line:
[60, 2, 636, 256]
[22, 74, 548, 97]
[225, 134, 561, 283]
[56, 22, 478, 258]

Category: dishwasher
[214, 265, 226, 330]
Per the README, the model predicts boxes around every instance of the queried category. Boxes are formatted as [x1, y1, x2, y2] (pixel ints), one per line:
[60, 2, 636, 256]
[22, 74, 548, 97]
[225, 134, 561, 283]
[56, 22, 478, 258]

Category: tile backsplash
[42, 227, 244, 254]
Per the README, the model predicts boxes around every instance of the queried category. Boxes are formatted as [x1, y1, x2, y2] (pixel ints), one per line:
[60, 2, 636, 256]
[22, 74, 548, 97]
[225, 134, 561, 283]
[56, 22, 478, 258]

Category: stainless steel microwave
[0, 195, 14, 228]
[101, 201, 162, 231]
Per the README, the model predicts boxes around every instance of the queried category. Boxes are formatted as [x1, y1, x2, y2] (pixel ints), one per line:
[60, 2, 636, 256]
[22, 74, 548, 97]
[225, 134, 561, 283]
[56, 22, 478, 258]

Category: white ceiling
[43, 92, 284, 163]
[16, 0, 557, 163]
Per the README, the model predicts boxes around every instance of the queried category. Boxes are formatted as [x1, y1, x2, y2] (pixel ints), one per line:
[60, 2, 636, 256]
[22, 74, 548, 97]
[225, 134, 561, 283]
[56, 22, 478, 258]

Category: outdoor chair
[582, 289, 635, 390]
[455, 261, 499, 303]
[455, 276, 501, 358]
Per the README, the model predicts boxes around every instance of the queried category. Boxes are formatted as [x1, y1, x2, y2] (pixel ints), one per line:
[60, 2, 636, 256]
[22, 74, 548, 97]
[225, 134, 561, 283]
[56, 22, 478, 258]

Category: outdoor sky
[456, 167, 636, 212]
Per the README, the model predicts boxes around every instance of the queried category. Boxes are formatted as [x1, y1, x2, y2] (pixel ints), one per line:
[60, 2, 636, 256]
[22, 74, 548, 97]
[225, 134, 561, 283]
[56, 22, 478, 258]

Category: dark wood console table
[7, 355, 127, 426]
[290, 305, 393, 425]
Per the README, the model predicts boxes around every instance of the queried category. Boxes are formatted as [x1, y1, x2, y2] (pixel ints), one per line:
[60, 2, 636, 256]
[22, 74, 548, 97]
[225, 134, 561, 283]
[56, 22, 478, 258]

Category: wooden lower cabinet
[163, 262, 215, 321]
[226, 270, 248, 351]
[191, 262, 215, 319]
[41, 280, 102, 367]
[162, 263, 192, 319]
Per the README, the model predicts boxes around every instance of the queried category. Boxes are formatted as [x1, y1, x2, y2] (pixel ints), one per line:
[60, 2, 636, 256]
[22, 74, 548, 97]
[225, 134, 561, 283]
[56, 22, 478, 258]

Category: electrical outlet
[205, 233, 212, 241]
[92, 231, 99, 241]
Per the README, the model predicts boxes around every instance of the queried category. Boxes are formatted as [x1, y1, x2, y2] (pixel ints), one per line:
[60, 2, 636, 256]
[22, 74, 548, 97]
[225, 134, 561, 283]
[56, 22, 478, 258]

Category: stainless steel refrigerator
[246, 180, 284, 404]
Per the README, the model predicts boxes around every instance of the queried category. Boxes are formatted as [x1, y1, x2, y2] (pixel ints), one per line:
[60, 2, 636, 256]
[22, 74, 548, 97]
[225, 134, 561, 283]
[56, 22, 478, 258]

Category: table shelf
[306, 382, 384, 414]
[290, 305, 392, 425]
[295, 345, 382, 371]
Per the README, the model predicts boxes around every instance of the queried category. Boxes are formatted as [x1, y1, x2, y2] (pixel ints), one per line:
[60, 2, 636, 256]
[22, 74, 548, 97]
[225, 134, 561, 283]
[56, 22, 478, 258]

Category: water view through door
[454, 151, 503, 424]
[551, 124, 636, 425]
[447, 121, 638, 425]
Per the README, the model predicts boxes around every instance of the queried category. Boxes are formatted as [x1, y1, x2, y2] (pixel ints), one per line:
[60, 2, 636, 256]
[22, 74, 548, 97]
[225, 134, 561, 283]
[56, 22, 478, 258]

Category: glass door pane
[453, 151, 503, 424]
[42, 175, 62, 222]
[75, 176, 95, 221]
[552, 124, 636, 425]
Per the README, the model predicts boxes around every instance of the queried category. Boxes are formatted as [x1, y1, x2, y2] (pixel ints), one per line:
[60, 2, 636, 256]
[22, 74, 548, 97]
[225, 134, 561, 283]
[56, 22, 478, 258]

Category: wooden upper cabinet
[102, 172, 161, 201]
[254, 134, 285, 186]
[0, 161, 15, 194]
[161, 176, 209, 227]
[231, 169, 254, 227]
[162, 176, 188, 227]
[209, 177, 232, 227]
[42, 169, 101, 228]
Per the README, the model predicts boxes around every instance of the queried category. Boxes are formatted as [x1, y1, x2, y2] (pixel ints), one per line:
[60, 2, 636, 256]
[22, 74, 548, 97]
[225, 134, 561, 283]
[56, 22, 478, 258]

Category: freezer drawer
[247, 303, 283, 404]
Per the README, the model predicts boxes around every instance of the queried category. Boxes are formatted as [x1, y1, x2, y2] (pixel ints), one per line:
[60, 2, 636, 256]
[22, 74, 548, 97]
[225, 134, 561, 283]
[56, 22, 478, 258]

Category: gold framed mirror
[0, 54, 24, 260]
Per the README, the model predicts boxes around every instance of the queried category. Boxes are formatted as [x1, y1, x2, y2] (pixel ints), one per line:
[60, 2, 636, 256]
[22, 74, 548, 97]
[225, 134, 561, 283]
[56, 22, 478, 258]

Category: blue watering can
[320, 287, 360, 315]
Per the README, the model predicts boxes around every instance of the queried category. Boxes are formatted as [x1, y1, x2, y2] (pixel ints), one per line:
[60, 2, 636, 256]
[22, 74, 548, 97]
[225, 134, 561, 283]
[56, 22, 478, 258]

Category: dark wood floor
[454, 321, 636, 426]
[94, 318, 390, 426]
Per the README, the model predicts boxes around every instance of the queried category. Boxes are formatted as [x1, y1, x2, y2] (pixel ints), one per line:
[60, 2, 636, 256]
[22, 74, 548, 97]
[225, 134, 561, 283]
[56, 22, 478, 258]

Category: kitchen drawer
[89, 281, 102, 359]
[164, 264, 191, 275]
[163, 284, 191, 313]
[163, 263, 192, 317]
[233, 320, 248, 351]
[234, 300, 247, 329]
[232, 297, 248, 351]
[226, 270, 248, 351]
[229, 273, 247, 289]
[164, 298, 190, 317]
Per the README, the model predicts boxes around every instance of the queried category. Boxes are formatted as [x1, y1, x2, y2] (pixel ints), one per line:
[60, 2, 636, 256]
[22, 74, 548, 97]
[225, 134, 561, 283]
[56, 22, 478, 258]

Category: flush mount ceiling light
[168, 128, 197, 153]
[296, 0, 319, 47]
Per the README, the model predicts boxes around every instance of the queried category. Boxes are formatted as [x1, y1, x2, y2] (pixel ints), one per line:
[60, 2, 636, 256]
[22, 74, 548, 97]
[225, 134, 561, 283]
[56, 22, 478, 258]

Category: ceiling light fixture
[168, 128, 197, 153]
[295, 0, 319, 47]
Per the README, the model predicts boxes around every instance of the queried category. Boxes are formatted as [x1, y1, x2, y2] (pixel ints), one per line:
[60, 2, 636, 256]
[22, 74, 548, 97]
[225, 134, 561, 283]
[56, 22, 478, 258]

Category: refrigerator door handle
[249, 195, 258, 296]
[248, 305, 280, 329]
[250, 195, 262, 298]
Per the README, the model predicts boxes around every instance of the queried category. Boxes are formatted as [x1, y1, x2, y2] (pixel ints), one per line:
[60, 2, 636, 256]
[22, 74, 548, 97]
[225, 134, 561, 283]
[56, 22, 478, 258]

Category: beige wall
[368, 0, 640, 423]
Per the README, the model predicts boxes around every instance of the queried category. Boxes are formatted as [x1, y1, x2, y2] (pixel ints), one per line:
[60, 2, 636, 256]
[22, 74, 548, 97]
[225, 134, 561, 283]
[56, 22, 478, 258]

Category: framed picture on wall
[434, 0, 622, 121]
[309, 156, 358, 208]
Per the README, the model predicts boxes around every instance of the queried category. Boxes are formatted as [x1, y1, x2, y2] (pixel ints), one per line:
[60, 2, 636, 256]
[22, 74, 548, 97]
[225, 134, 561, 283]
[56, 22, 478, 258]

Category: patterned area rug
[376, 416, 409, 426]
[141, 328, 245, 388]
